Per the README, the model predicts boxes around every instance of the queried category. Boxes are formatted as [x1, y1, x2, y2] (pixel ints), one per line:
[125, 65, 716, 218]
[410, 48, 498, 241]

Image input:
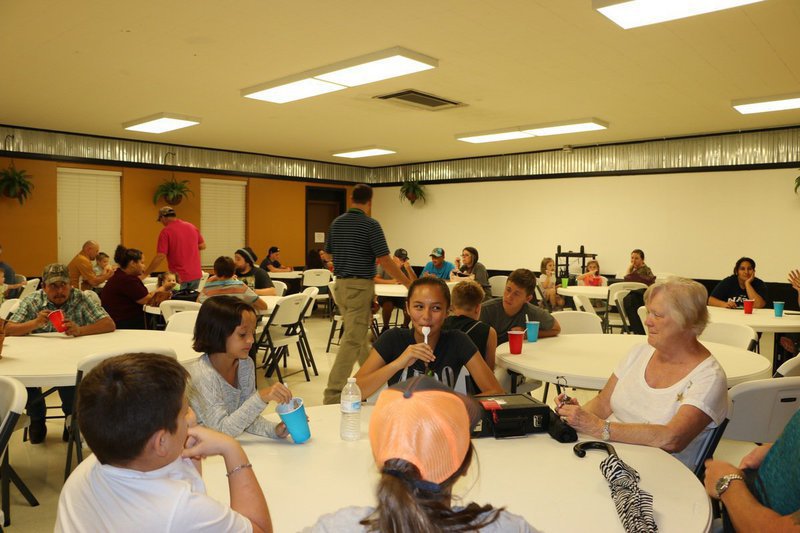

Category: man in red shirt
[143, 207, 206, 289]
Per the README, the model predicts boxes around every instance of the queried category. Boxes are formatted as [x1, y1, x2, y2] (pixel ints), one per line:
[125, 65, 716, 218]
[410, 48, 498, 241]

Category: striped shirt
[11, 289, 110, 333]
[325, 208, 390, 279]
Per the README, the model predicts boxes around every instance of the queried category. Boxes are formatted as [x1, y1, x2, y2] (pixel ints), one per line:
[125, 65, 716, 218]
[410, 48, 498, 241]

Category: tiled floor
[5, 315, 756, 530]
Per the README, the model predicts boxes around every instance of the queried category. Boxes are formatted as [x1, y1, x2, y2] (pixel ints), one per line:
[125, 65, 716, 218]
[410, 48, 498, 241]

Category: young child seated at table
[443, 281, 497, 370]
[306, 376, 536, 532]
[150, 271, 178, 307]
[188, 295, 292, 439]
[355, 277, 504, 399]
[56, 353, 271, 533]
[0, 270, 24, 305]
[576, 260, 605, 286]
[92, 252, 111, 277]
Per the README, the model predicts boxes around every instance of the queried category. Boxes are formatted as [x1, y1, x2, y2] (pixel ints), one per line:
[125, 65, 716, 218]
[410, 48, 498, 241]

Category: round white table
[707, 306, 800, 366]
[268, 271, 303, 280]
[497, 334, 771, 390]
[374, 281, 458, 298]
[0, 330, 202, 387]
[557, 285, 609, 299]
[203, 404, 711, 533]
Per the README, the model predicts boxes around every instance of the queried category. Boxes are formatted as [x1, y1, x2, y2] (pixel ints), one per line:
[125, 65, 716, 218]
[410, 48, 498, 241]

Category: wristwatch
[601, 420, 611, 441]
[715, 473, 745, 498]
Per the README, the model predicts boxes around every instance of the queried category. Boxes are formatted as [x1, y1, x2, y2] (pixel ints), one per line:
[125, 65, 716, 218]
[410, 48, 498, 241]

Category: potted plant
[0, 163, 34, 204]
[795, 172, 800, 194]
[153, 177, 193, 205]
[399, 179, 426, 205]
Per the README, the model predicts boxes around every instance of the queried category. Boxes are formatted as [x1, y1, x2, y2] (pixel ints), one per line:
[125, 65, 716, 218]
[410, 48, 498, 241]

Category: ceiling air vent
[375, 89, 464, 111]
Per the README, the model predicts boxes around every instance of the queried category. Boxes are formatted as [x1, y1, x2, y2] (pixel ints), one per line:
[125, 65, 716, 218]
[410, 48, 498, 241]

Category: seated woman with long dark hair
[100, 245, 170, 329]
[307, 376, 537, 532]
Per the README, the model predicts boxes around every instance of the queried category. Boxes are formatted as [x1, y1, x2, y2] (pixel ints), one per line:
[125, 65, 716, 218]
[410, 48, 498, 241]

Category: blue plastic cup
[276, 397, 310, 444]
[774, 301, 785, 318]
[526, 321, 540, 342]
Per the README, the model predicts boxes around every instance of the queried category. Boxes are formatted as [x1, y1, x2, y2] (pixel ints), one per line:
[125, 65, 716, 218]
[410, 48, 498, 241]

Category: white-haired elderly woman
[555, 277, 728, 470]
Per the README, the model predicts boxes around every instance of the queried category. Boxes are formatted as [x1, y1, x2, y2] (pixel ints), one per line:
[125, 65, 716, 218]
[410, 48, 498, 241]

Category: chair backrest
[82, 289, 101, 306]
[776, 357, 800, 377]
[160, 300, 202, 321]
[269, 293, 310, 327]
[534, 284, 546, 307]
[0, 298, 20, 319]
[488, 275, 507, 298]
[302, 269, 332, 288]
[77, 347, 178, 375]
[572, 294, 597, 315]
[302, 287, 320, 318]
[272, 280, 287, 296]
[551, 311, 603, 334]
[197, 271, 211, 292]
[614, 289, 632, 331]
[144, 281, 158, 293]
[18, 278, 39, 299]
[637, 306, 648, 334]
[0, 376, 27, 453]
[699, 322, 757, 351]
[723, 376, 800, 442]
[607, 282, 647, 303]
[693, 419, 729, 480]
[165, 311, 199, 333]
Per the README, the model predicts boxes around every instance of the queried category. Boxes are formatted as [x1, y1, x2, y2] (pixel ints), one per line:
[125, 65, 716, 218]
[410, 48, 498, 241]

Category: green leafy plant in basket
[0, 163, 34, 205]
[153, 177, 193, 206]
[399, 179, 426, 205]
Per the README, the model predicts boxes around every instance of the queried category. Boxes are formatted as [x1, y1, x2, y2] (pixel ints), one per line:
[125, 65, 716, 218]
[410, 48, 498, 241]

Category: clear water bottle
[340, 377, 362, 441]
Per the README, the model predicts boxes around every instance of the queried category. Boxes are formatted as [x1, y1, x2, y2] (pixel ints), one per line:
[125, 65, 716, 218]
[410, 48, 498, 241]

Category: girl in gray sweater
[188, 296, 293, 439]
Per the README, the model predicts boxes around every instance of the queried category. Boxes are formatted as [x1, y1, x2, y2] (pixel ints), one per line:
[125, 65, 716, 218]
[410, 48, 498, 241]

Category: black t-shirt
[373, 328, 478, 390]
[237, 266, 274, 290]
[443, 314, 490, 360]
[710, 275, 769, 307]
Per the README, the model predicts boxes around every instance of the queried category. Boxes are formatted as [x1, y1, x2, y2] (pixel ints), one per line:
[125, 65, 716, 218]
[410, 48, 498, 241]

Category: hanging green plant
[794, 173, 800, 194]
[153, 177, 193, 205]
[399, 179, 426, 205]
[0, 163, 34, 205]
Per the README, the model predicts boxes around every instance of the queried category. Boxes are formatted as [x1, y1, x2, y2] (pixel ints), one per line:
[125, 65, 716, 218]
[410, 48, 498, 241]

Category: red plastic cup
[743, 300, 754, 314]
[508, 330, 524, 354]
[48, 309, 67, 332]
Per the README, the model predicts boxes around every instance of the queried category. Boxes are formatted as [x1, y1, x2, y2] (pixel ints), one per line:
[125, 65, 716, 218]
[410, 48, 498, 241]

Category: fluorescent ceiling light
[457, 118, 608, 144]
[332, 147, 396, 159]
[242, 78, 346, 104]
[456, 130, 534, 144]
[594, 0, 764, 29]
[732, 93, 800, 115]
[123, 113, 200, 134]
[242, 47, 437, 103]
[522, 119, 609, 136]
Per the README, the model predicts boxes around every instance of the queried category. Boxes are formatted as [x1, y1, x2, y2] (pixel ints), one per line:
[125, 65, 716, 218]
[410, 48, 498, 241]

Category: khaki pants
[323, 278, 374, 404]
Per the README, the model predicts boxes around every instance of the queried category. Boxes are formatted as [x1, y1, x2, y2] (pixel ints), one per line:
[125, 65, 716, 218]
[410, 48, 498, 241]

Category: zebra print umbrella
[575, 441, 658, 533]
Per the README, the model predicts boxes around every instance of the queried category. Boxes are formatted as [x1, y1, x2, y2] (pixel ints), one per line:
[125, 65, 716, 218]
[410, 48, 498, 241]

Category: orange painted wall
[246, 180, 352, 268]
[0, 155, 349, 276]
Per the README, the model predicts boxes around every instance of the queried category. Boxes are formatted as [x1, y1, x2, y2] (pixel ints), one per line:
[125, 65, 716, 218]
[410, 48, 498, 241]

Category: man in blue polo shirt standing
[323, 185, 411, 405]
[421, 247, 456, 279]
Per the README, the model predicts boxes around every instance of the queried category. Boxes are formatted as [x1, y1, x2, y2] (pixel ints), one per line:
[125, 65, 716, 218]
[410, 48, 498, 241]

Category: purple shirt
[101, 269, 148, 323]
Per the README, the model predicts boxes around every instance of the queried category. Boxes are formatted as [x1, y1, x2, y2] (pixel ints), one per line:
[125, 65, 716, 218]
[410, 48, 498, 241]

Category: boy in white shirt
[56, 353, 272, 533]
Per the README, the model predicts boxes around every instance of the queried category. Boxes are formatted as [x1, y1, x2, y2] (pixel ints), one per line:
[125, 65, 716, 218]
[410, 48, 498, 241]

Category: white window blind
[201, 178, 246, 266]
[57, 168, 121, 264]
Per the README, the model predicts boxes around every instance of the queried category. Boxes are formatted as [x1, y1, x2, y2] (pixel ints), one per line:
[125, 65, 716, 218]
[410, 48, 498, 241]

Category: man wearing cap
[67, 240, 115, 290]
[143, 207, 206, 290]
[7, 263, 116, 443]
[322, 184, 411, 405]
[421, 248, 456, 279]
[259, 246, 292, 273]
[374, 248, 417, 332]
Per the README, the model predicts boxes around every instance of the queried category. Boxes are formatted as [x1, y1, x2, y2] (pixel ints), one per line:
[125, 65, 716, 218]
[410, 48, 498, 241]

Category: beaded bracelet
[226, 463, 253, 477]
